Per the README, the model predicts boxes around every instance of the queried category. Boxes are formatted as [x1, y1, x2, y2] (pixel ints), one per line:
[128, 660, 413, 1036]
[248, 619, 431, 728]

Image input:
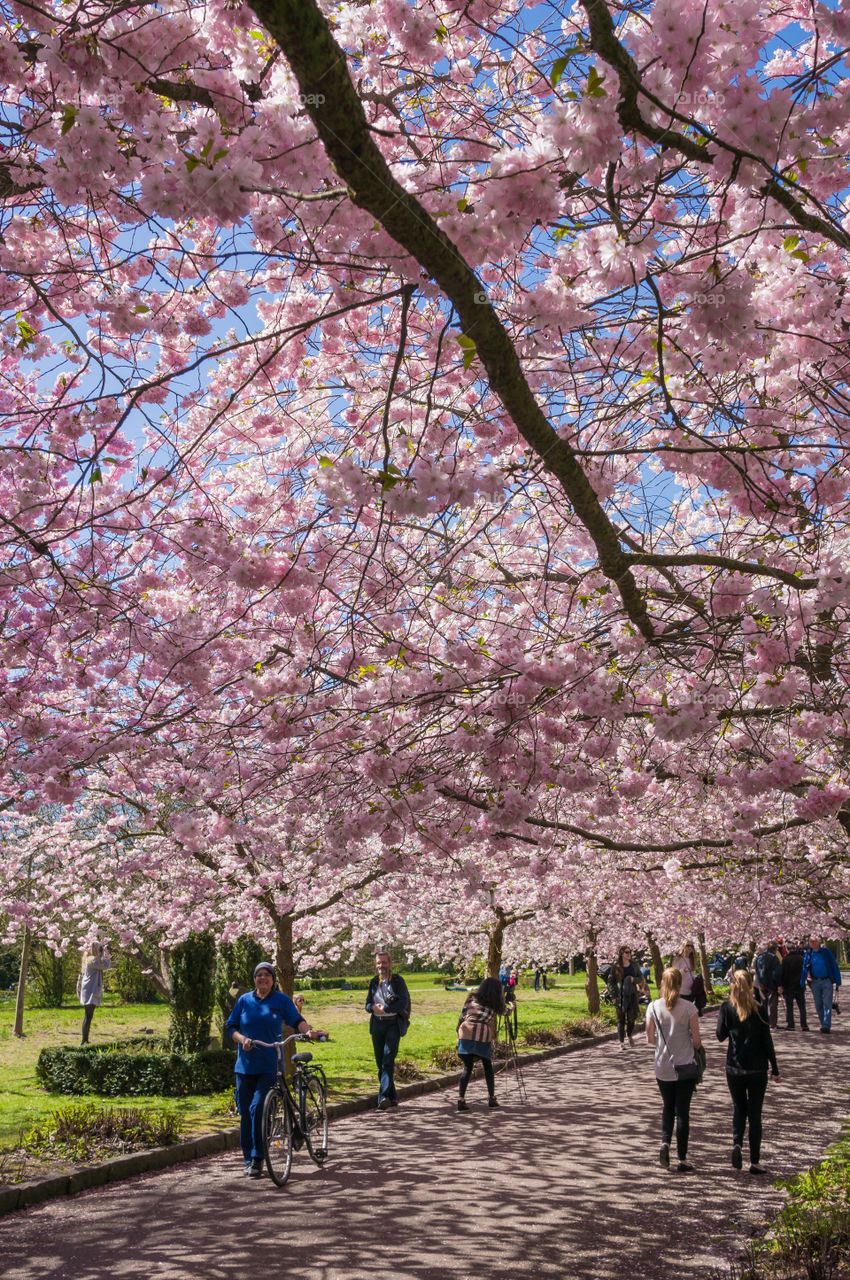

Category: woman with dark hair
[225, 961, 325, 1178]
[456, 977, 505, 1112]
[608, 945, 648, 1049]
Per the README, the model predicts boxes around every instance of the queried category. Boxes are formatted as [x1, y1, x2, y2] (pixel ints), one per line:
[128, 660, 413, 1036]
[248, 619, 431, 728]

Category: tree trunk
[647, 932, 664, 988]
[585, 932, 600, 1015]
[132, 945, 172, 1000]
[568, 956, 576, 976]
[13, 926, 31, 1038]
[486, 915, 506, 979]
[274, 913, 295, 995]
[697, 930, 715, 1000]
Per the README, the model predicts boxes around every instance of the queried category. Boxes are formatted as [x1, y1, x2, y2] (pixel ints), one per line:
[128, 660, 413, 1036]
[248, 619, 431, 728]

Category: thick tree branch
[247, 0, 656, 641]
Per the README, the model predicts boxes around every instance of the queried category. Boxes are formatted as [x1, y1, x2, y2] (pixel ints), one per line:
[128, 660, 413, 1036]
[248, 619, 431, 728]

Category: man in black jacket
[779, 942, 809, 1030]
[755, 942, 782, 1029]
[365, 952, 411, 1111]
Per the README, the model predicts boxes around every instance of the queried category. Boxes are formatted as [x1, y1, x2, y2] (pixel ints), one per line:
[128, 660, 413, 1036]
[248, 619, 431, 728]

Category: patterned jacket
[457, 996, 496, 1044]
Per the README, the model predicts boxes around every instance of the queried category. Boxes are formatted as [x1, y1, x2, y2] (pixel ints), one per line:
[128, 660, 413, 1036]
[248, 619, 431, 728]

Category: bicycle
[253, 1033, 330, 1187]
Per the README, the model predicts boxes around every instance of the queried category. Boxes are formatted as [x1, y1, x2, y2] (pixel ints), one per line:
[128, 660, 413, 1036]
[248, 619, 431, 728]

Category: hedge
[36, 1043, 236, 1097]
[297, 976, 372, 990]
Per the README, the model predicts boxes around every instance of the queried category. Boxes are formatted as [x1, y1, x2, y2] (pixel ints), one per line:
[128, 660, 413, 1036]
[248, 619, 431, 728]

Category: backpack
[756, 951, 780, 988]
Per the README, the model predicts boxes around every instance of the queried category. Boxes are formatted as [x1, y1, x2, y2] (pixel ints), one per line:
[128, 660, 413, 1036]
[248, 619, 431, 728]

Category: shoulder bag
[652, 1007, 705, 1083]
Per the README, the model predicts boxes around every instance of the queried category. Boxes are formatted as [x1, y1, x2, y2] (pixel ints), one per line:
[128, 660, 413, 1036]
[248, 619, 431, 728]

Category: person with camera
[365, 951, 411, 1111]
[77, 941, 111, 1045]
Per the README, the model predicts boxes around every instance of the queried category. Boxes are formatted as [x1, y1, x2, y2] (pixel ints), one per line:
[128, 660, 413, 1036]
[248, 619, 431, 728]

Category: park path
[2, 1016, 849, 1280]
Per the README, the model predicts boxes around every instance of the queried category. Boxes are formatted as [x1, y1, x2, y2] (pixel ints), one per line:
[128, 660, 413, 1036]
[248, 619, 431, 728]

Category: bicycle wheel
[301, 1070, 329, 1166]
[262, 1086, 293, 1187]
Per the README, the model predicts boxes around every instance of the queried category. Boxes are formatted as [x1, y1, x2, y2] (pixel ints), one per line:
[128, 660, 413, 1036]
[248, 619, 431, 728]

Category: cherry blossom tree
[0, 0, 849, 964]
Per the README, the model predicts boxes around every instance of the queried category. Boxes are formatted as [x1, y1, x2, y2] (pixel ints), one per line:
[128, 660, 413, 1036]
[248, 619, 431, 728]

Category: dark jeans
[371, 1019, 400, 1102]
[784, 988, 808, 1029]
[657, 1077, 696, 1160]
[236, 1071, 277, 1161]
[617, 1007, 637, 1043]
[81, 1004, 97, 1044]
[726, 1072, 768, 1163]
[458, 1052, 495, 1098]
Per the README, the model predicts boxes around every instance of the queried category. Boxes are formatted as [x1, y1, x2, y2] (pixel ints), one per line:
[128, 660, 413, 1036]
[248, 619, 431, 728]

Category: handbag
[652, 1008, 705, 1083]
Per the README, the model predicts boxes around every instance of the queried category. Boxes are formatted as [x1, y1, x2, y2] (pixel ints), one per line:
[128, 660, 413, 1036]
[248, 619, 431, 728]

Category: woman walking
[456, 977, 505, 1112]
[646, 967, 702, 1173]
[717, 970, 779, 1174]
[608, 945, 648, 1049]
[77, 942, 111, 1045]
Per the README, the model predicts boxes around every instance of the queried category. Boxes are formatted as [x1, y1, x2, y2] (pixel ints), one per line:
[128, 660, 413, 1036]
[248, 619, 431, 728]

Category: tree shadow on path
[1, 1021, 848, 1280]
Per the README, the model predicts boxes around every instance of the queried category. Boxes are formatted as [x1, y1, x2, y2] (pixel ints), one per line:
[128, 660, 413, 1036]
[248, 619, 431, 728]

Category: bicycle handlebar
[247, 1034, 329, 1049]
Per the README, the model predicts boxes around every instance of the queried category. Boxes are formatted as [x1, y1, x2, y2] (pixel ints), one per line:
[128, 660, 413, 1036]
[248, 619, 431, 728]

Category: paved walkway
[2, 1017, 849, 1280]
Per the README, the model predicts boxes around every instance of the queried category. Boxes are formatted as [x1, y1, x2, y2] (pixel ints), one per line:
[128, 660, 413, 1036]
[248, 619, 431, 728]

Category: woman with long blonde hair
[717, 969, 779, 1174]
[77, 940, 111, 1045]
[645, 967, 703, 1172]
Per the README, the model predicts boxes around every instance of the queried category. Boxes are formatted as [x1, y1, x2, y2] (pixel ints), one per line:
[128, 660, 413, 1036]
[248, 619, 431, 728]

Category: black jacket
[365, 974, 411, 1029]
[716, 1001, 778, 1076]
[781, 948, 804, 989]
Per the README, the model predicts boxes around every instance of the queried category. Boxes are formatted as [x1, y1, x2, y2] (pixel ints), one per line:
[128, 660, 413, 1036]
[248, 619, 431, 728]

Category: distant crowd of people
[642, 934, 842, 1175]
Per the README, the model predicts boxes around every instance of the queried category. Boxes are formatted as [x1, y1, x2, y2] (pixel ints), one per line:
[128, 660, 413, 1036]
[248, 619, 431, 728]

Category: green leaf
[60, 105, 77, 136]
[184, 154, 200, 173]
[132, 304, 151, 315]
[15, 313, 37, 348]
[585, 66, 607, 98]
[456, 196, 469, 212]
[435, 20, 448, 42]
[318, 456, 334, 468]
[783, 234, 800, 251]
[89, 465, 103, 484]
[456, 334, 477, 370]
[790, 249, 809, 263]
[550, 56, 570, 87]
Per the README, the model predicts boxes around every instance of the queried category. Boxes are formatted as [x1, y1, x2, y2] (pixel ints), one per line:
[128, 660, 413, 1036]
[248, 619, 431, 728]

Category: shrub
[36, 1042, 235, 1096]
[520, 1027, 563, 1048]
[393, 1058, 426, 1083]
[109, 953, 160, 1004]
[214, 936, 265, 1043]
[28, 945, 76, 1008]
[0, 944, 19, 990]
[21, 1103, 182, 1163]
[297, 976, 373, 991]
[168, 930, 216, 1053]
[431, 1047, 459, 1071]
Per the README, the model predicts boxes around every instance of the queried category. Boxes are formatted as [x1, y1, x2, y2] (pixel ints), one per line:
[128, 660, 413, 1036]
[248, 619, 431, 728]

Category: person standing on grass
[226, 961, 324, 1178]
[779, 941, 808, 1031]
[802, 934, 842, 1033]
[365, 951, 411, 1111]
[77, 942, 111, 1045]
[646, 967, 702, 1173]
[456, 977, 505, 1112]
[717, 970, 779, 1175]
[608, 945, 648, 1049]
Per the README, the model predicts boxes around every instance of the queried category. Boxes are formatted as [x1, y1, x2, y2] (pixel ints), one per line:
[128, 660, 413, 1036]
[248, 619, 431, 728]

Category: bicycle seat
[292, 1052, 313, 1064]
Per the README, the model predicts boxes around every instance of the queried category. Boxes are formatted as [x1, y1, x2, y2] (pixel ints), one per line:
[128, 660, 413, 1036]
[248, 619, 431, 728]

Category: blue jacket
[801, 947, 842, 988]
[225, 989, 304, 1074]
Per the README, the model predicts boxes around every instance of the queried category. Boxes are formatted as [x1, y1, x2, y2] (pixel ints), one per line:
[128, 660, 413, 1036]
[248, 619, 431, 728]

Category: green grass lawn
[0, 974, 611, 1150]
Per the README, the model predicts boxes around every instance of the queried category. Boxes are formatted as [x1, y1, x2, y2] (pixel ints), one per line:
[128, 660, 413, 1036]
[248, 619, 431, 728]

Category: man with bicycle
[226, 961, 325, 1178]
[365, 951, 411, 1111]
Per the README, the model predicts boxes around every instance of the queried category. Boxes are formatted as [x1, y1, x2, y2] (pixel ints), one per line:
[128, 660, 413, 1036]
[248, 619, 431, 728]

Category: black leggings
[656, 1078, 696, 1160]
[617, 1007, 637, 1042]
[81, 1005, 97, 1044]
[459, 1053, 495, 1098]
[726, 1073, 768, 1163]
